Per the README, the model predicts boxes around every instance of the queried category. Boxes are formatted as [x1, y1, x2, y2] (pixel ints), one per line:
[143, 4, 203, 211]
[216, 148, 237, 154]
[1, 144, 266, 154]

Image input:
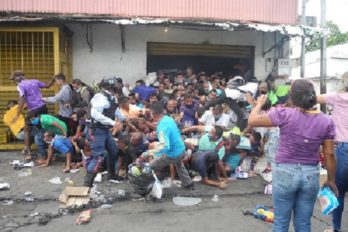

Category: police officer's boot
[83, 173, 96, 188]
[107, 162, 124, 183]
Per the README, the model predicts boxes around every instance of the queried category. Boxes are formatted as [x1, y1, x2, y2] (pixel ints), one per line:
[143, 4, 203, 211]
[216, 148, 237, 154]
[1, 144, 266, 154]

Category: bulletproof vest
[90, 90, 117, 128]
[101, 90, 117, 121]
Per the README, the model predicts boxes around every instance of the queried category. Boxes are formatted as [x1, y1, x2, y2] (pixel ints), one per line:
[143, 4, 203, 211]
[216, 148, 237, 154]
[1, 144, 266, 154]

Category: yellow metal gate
[0, 27, 72, 150]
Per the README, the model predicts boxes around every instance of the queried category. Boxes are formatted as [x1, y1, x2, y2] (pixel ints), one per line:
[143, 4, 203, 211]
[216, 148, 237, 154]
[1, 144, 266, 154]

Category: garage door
[147, 42, 254, 58]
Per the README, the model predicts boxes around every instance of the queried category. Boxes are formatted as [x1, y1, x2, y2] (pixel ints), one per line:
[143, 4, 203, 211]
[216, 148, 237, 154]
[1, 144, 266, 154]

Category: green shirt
[275, 85, 290, 97]
[198, 133, 225, 160]
[40, 114, 67, 135]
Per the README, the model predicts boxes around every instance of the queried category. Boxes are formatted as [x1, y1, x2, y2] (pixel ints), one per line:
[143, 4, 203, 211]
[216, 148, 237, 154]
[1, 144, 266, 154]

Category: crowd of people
[4, 67, 348, 232]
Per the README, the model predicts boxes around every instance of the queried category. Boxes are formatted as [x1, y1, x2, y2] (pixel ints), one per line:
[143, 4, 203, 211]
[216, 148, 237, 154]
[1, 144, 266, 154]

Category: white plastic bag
[150, 173, 163, 199]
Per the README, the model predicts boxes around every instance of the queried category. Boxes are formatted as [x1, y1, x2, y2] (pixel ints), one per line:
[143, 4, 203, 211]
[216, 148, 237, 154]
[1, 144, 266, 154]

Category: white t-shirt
[199, 110, 230, 129]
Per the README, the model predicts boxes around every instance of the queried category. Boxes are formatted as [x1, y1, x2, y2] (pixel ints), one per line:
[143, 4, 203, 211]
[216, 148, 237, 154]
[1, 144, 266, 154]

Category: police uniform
[84, 78, 121, 187]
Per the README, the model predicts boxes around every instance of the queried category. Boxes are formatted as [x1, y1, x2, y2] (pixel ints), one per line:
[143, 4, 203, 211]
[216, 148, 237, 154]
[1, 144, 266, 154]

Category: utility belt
[86, 119, 112, 130]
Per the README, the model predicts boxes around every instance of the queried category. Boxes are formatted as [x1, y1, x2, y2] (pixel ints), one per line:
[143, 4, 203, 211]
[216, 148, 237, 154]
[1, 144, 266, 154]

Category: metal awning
[0, 16, 321, 37]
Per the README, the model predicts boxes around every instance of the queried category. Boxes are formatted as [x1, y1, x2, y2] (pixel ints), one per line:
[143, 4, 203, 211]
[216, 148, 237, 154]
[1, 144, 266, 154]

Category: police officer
[84, 77, 123, 187]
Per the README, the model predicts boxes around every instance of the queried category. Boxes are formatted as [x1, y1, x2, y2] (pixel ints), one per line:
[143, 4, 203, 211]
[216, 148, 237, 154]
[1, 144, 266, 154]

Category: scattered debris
[161, 178, 173, 188]
[173, 180, 182, 188]
[98, 204, 112, 210]
[59, 186, 90, 208]
[49, 177, 62, 184]
[30, 212, 39, 217]
[117, 190, 126, 197]
[0, 200, 14, 205]
[211, 194, 219, 202]
[70, 169, 80, 173]
[75, 210, 92, 225]
[173, 196, 202, 206]
[25, 196, 34, 202]
[90, 185, 106, 203]
[24, 191, 32, 196]
[94, 173, 102, 183]
[0, 183, 10, 190]
[65, 178, 74, 185]
[150, 174, 163, 199]
[18, 169, 32, 177]
[244, 205, 274, 223]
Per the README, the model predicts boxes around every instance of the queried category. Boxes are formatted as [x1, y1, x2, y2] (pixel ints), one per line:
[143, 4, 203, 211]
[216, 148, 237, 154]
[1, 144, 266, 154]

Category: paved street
[0, 152, 347, 232]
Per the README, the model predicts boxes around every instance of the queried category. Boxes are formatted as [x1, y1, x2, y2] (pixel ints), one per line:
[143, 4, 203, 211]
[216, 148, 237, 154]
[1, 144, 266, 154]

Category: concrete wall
[68, 23, 289, 85]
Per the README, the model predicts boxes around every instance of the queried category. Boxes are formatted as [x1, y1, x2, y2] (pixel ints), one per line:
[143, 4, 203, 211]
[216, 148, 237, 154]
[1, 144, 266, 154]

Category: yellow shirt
[3, 105, 25, 136]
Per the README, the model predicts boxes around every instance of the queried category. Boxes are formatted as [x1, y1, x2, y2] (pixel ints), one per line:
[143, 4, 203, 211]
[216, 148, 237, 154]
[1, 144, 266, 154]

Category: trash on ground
[161, 178, 173, 188]
[150, 174, 163, 199]
[10, 160, 21, 166]
[173, 180, 182, 187]
[75, 209, 92, 225]
[24, 191, 32, 196]
[211, 194, 219, 202]
[90, 185, 106, 202]
[252, 205, 274, 223]
[98, 204, 112, 210]
[94, 173, 102, 183]
[318, 187, 339, 215]
[128, 162, 155, 197]
[0, 200, 14, 205]
[65, 178, 74, 185]
[117, 189, 126, 197]
[23, 161, 35, 168]
[18, 169, 32, 177]
[173, 196, 202, 206]
[59, 186, 90, 208]
[24, 197, 34, 202]
[70, 169, 80, 173]
[192, 176, 202, 182]
[264, 184, 272, 195]
[235, 166, 249, 179]
[30, 212, 39, 217]
[0, 183, 10, 190]
[49, 177, 62, 184]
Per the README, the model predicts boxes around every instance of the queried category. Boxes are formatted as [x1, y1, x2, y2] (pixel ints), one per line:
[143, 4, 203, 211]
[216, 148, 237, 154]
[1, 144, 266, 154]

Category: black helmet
[100, 76, 117, 92]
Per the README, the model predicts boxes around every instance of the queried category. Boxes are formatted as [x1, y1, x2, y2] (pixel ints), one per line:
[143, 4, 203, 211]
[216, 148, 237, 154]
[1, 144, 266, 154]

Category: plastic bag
[318, 187, 339, 215]
[75, 210, 92, 225]
[150, 173, 163, 199]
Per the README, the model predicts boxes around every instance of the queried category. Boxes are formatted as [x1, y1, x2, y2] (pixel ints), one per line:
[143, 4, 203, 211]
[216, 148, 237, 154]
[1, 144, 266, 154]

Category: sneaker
[183, 183, 195, 190]
[108, 175, 124, 184]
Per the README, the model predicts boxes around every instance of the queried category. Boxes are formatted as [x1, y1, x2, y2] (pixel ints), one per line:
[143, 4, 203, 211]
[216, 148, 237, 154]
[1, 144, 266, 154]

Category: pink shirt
[326, 93, 348, 143]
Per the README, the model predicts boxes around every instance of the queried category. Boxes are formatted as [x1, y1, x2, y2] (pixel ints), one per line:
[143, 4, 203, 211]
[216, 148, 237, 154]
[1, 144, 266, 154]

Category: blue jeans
[87, 127, 118, 175]
[34, 128, 46, 157]
[272, 163, 320, 232]
[332, 142, 348, 231]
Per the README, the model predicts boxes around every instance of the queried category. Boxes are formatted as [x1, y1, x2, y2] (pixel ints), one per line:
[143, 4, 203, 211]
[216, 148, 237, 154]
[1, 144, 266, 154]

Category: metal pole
[300, 0, 306, 78]
[320, 0, 327, 113]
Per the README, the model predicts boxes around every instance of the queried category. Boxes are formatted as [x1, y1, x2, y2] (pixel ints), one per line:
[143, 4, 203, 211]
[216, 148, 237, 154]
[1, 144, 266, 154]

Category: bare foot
[24, 154, 32, 161]
[63, 167, 70, 173]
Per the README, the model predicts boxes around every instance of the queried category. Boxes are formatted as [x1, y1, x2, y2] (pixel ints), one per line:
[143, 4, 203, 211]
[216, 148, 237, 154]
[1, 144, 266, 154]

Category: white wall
[68, 23, 289, 85]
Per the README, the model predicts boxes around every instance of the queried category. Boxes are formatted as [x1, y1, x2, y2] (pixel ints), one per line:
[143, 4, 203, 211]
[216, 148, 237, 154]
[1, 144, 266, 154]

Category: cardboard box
[59, 187, 90, 208]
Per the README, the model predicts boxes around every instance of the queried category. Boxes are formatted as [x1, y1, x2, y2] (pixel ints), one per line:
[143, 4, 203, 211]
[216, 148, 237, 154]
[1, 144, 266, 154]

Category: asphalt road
[0, 151, 347, 232]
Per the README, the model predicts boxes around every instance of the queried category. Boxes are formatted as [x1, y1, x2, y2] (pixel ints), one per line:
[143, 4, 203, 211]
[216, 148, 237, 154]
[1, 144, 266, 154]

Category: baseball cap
[10, 70, 25, 80]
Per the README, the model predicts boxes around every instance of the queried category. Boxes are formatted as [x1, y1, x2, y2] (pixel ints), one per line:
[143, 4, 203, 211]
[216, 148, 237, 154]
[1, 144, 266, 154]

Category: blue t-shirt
[132, 85, 156, 101]
[224, 153, 241, 171]
[156, 115, 185, 158]
[52, 136, 74, 155]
